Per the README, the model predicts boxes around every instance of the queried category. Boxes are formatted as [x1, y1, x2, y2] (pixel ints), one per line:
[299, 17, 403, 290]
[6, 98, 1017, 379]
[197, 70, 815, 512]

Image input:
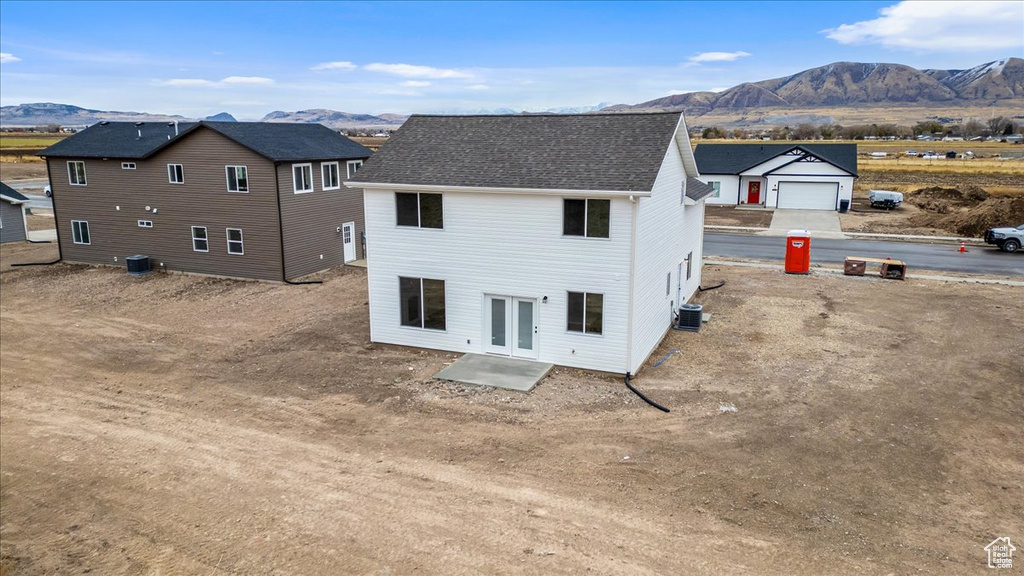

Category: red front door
[747, 181, 761, 204]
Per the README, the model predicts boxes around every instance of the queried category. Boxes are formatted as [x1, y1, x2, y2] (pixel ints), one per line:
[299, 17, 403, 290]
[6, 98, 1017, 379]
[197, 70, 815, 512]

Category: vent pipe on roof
[174, 121, 178, 136]
[138, 129, 142, 138]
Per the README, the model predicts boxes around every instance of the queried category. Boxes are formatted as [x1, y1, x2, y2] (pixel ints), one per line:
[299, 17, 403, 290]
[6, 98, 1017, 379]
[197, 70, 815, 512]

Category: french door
[484, 295, 538, 359]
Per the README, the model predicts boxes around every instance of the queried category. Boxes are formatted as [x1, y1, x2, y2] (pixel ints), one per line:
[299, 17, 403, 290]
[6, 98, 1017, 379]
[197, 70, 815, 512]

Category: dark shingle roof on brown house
[39, 121, 371, 162]
[348, 112, 685, 192]
[1, 182, 30, 203]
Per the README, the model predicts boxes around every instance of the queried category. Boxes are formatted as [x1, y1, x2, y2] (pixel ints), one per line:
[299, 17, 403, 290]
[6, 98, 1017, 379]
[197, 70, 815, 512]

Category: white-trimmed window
[399, 277, 446, 330]
[708, 181, 722, 198]
[563, 199, 610, 238]
[226, 228, 244, 255]
[138, 220, 153, 228]
[226, 165, 248, 193]
[686, 251, 693, 280]
[71, 220, 91, 245]
[322, 162, 340, 190]
[168, 164, 184, 184]
[395, 192, 443, 229]
[346, 159, 363, 179]
[567, 291, 603, 334]
[293, 163, 313, 193]
[67, 161, 87, 186]
[191, 226, 208, 252]
[121, 162, 136, 170]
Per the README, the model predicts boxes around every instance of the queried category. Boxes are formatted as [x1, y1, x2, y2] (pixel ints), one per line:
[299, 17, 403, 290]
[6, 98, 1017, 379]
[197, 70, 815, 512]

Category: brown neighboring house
[39, 121, 372, 281]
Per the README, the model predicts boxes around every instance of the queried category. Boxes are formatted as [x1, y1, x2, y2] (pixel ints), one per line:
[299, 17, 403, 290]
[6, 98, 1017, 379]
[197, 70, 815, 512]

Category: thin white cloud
[465, 84, 490, 91]
[364, 63, 472, 79]
[159, 76, 274, 88]
[688, 51, 751, 64]
[310, 61, 357, 71]
[824, 1, 1024, 51]
[402, 80, 431, 87]
[0, 52, 22, 63]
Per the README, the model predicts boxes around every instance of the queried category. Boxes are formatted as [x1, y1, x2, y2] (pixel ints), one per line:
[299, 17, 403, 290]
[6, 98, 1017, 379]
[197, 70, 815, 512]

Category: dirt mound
[904, 185, 1022, 236]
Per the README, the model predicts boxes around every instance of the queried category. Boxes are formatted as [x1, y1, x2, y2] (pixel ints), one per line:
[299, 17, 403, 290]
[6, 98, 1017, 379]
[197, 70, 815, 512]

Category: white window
[567, 291, 603, 335]
[399, 277, 446, 330]
[226, 165, 248, 193]
[191, 226, 208, 252]
[322, 162, 340, 190]
[67, 161, 87, 186]
[71, 220, 91, 244]
[346, 159, 363, 179]
[293, 163, 313, 193]
[708, 181, 722, 198]
[226, 228, 244, 255]
[686, 251, 693, 280]
[563, 198, 610, 238]
[168, 164, 184, 184]
[395, 192, 443, 229]
[137, 220, 153, 228]
[121, 162, 136, 170]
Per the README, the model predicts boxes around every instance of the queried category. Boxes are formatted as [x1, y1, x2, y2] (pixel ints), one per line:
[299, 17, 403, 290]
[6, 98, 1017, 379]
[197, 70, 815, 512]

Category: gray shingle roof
[38, 121, 372, 162]
[685, 177, 716, 201]
[349, 112, 684, 192]
[694, 143, 858, 176]
[0, 182, 29, 203]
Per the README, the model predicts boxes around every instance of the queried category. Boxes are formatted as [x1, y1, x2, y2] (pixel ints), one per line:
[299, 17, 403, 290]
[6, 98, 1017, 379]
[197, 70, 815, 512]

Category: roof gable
[694, 143, 858, 176]
[349, 112, 685, 193]
[39, 121, 372, 162]
[0, 182, 30, 204]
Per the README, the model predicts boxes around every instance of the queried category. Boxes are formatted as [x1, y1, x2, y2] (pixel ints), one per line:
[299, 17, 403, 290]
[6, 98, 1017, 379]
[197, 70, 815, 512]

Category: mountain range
[1, 58, 1020, 129]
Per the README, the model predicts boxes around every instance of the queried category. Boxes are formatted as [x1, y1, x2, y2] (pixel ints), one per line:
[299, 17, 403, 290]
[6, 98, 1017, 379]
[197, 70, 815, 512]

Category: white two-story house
[346, 112, 714, 375]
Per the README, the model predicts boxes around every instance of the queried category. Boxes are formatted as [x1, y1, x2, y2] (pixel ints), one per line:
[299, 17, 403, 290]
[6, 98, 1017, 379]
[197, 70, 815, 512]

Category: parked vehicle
[905, 150, 918, 156]
[44, 184, 51, 197]
[945, 151, 957, 159]
[984, 224, 1024, 253]
[868, 189, 904, 209]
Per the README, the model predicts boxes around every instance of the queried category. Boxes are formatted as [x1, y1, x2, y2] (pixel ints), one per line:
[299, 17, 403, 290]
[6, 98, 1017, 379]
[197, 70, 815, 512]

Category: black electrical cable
[624, 372, 670, 413]
[698, 281, 725, 292]
[11, 259, 61, 267]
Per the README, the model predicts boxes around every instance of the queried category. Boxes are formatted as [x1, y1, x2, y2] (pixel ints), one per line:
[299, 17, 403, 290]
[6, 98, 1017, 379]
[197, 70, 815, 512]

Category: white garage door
[777, 181, 839, 210]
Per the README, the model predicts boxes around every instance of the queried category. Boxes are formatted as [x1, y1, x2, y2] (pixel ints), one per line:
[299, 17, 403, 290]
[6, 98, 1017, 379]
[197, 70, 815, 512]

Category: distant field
[0, 133, 66, 151]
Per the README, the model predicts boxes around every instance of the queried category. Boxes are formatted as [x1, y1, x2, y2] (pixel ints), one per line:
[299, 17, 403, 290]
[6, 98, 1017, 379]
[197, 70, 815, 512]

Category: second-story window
[226, 166, 248, 193]
[293, 163, 313, 194]
[346, 160, 363, 178]
[396, 192, 443, 229]
[168, 164, 184, 184]
[322, 162, 340, 190]
[67, 161, 87, 186]
[563, 198, 610, 238]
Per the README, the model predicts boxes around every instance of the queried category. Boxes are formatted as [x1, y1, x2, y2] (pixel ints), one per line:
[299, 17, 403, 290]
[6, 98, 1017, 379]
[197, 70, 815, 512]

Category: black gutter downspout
[12, 157, 62, 266]
[273, 161, 322, 285]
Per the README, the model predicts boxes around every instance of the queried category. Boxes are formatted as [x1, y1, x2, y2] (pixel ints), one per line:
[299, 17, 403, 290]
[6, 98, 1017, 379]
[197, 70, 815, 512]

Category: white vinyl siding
[292, 163, 313, 194]
[322, 162, 340, 191]
[168, 164, 184, 184]
[226, 166, 248, 193]
[700, 175, 739, 205]
[67, 161, 87, 186]
[364, 189, 633, 373]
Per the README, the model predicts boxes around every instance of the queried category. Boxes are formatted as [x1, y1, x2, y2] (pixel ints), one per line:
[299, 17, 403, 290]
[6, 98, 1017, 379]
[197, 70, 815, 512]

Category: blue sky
[1, 1, 1021, 119]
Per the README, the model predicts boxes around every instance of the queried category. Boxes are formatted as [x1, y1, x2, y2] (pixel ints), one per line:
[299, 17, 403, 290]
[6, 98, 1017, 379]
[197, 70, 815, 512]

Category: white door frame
[341, 221, 356, 262]
[483, 294, 539, 360]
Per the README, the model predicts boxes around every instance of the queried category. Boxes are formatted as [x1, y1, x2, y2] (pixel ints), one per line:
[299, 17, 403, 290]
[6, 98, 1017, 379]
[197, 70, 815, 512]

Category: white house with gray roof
[694, 143, 857, 211]
[347, 112, 713, 374]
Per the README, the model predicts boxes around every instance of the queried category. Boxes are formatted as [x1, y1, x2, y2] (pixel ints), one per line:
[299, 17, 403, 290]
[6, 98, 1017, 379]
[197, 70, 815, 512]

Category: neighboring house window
[168, 164, 184, 184]
[71, 220, 91, 244]
[395, 192, 443, 229]
[226, 166, 249, 193]
[121, 162, 136, 170]
[686, 251, 693, 280]
[346, 160, 363, 179]
[67, 161, 87, 186]
[399, 276, 446, 330]
[192, 226, 208, 252]
[138, 220, 153, 228]
[708, 181, 722, 198]
[567, 291, 603, 335]
[666, 272, 671, 296]
[322, 162, 340, 191]
[226, 228, 244, 255]
[293, 163, 313, 193]
[563, 198, 610, 238]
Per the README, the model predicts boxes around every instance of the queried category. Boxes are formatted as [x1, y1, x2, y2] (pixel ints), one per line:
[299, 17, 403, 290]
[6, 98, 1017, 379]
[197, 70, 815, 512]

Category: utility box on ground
[785, 230, 811, 274]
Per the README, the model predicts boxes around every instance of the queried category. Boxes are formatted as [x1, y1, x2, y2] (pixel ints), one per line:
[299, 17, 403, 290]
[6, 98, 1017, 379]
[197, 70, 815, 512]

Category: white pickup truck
[984, 224, 1024, 253]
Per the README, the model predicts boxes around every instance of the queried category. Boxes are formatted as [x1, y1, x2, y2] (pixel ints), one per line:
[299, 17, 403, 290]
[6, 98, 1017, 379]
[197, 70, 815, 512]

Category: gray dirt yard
[1, 241, 1022, 575]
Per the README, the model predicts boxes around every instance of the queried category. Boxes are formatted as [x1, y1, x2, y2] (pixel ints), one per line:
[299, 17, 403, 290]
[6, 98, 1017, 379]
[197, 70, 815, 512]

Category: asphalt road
[4, 179, 52, 210]
[705, 232, 1024, 277]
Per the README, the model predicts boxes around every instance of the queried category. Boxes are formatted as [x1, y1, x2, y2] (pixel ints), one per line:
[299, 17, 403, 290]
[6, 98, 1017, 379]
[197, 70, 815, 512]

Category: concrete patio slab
[762, 209, 847, 239]
[434, 353, 553, 392]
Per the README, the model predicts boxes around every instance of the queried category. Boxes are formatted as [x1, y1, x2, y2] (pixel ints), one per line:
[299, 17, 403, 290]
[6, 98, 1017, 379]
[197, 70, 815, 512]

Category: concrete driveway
[763, 209, 846, 239]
